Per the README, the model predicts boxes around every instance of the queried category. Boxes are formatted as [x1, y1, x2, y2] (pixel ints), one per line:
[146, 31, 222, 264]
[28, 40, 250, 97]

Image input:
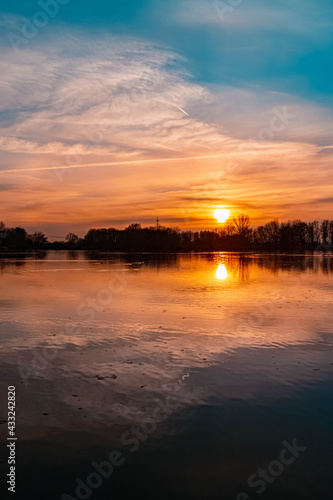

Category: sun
[214, 208, 230, 223]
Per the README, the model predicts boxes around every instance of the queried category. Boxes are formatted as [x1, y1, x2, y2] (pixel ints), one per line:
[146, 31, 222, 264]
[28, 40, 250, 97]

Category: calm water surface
[0, 252, 332, 499]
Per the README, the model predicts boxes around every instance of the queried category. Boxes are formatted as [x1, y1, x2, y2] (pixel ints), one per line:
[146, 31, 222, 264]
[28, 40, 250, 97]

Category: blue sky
[0, 0, 332, 234]
[2, 0, 332, 102]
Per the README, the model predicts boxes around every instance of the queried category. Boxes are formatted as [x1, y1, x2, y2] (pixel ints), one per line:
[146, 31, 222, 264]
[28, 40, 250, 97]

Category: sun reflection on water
[216, 263, 228, 280]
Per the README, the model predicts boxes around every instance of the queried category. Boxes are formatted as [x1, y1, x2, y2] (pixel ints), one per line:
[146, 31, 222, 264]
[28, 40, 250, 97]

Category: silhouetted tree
[65, 233, 80, 247]
[5, 227, 28, 250]
[126, 223, 142, 230]
[28, 232, 48, 248]
[221, 222, 236, 237]
[329, 221, 333, 245]
[2, 215, 333, 253]
[233, 214, 250, 238]
[0, 222, 7, 246]
[307, 221, 320, 247]
[321, 220, 330, 244]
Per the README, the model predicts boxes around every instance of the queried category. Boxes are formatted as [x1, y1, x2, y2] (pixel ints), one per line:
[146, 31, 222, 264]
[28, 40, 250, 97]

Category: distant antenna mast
[156, 217, 160, 230]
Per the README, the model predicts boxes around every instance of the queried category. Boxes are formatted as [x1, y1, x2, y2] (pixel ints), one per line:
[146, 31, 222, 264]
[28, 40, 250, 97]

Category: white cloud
[200, 85, 333, 147]
[0, 34, 217, 158]
[0, 31, 331, 164]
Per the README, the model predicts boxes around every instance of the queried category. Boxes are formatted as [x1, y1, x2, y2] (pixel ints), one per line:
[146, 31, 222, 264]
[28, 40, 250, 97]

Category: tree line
[1, 216, 333, 252]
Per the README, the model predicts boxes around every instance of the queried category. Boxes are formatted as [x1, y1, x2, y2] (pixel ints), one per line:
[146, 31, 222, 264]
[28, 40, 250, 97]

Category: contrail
[0, 154, 226, 175]
[155, 99, 190, 117]
[174, 105, 190, 117]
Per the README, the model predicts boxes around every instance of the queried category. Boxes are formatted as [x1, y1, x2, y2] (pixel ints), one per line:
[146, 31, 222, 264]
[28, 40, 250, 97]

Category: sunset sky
[0, 0, 333, 237]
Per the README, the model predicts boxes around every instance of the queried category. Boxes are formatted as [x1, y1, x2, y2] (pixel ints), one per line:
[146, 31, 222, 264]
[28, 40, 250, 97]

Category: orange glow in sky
[1, 35, 333, 238]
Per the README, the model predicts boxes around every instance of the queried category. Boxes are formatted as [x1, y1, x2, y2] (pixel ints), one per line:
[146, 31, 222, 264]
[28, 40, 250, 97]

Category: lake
[0, 251, 332, 499]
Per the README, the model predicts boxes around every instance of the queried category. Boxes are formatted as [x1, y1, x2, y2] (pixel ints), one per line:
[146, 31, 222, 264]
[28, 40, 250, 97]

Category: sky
[0, 0, 333, 237]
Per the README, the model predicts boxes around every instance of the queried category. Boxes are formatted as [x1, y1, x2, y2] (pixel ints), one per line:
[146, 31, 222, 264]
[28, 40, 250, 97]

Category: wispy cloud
[0, 31, 333, 234]
[173, 0, 333, 37]
[0, 34, 215, 156]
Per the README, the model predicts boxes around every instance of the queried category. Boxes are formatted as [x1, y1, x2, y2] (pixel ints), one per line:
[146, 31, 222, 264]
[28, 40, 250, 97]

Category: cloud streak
[0, 154, 229, 174]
